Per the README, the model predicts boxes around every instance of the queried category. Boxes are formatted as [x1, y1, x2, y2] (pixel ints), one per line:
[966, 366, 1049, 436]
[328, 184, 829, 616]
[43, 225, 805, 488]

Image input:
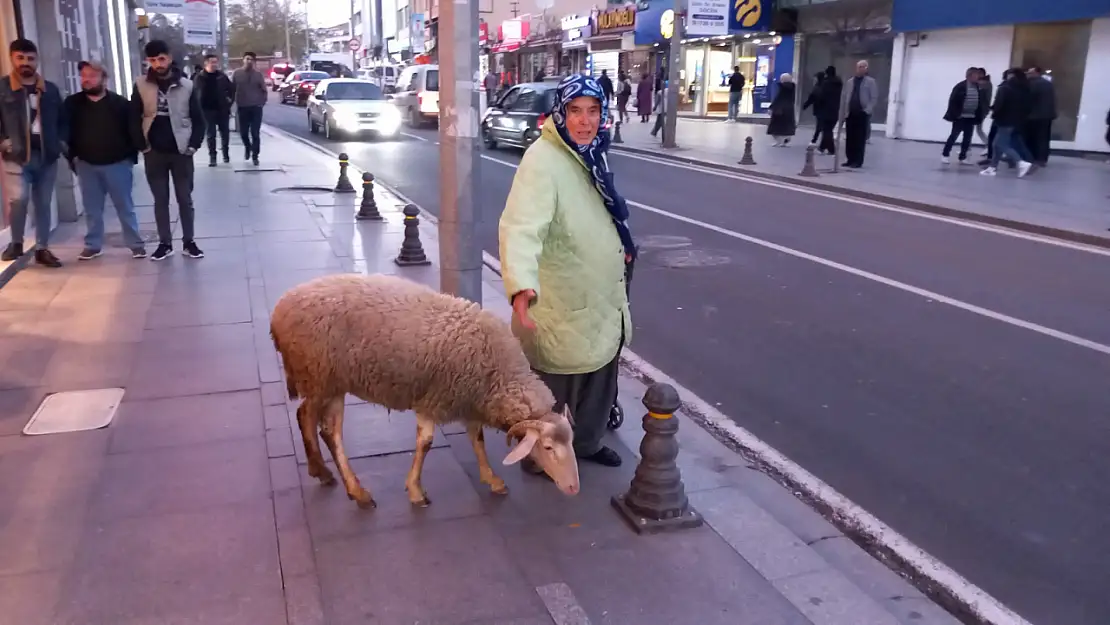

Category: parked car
[306, 79, 403, 140]
[279, 71, 331, 106]
[392, 64, 439, 128]
[481, 83, 557, 150]
[268, 63, 294, 91]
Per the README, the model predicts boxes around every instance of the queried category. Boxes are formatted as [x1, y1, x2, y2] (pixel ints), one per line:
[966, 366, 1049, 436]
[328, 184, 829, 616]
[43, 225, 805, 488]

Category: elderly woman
[499, 74, 635, 471]
[767, 73, 797, 147]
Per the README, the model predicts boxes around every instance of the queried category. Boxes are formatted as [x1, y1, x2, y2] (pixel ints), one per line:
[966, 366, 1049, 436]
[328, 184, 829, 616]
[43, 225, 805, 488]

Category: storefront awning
[491, 41, 523, 53]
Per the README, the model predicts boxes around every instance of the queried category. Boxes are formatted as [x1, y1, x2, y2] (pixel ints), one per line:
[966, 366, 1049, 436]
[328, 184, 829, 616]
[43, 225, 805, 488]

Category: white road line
[611, 149, 1110, 258]
[482, 153, 1110, 357]
[400, 132, 429, 142]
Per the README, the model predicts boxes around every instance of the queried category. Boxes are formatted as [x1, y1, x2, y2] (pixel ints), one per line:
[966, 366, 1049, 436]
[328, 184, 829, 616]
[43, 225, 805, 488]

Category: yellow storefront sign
[597, 7, 636, 31]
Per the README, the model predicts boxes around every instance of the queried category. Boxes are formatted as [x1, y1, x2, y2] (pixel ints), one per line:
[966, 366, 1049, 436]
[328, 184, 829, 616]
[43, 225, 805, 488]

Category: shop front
[587, 5, 643, 79]
[491, 18, 528, 86]
[560, 14, 590, 75]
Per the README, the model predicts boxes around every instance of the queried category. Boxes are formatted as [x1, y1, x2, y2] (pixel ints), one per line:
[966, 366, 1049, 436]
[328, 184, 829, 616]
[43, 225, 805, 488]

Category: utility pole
[439, 0, 482, 302]
[217, 0, 228, 69]
[284, 0, 292, 60]
[662, 0, 683, 149]
[350, 0, 357, 69]
[303, 0, 311, 59]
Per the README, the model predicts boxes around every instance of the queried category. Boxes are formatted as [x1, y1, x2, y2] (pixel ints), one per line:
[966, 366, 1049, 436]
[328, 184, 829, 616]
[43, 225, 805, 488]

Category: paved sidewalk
[0, 126, 959, 625]
[614, 118, 1110, 243]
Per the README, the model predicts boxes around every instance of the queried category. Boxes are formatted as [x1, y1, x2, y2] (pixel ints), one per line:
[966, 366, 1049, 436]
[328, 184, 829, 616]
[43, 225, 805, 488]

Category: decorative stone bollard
[799, 144, 820, 178]
[612, 383, 703, 534]
[334, 153, 356, 194]
[356, 172, 384, 221]
[612, 120, 624, 144]
[394, 204, 432, 266]
[737, 136, 757, 166]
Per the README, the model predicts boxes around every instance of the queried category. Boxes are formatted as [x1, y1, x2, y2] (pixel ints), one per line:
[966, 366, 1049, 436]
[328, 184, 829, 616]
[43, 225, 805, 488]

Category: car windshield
[327, 82, 385, 101]
[425, 70, 439, 91]
[540, 88, 556, 113]
[301, 72, 330, 80]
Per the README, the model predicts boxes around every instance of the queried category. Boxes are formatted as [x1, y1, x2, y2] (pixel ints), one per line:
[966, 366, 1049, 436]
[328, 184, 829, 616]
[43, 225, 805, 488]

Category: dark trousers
[650, 113, 665, 139]
[143, 150, 195, 245]
[814, 118, 836, 153]
[1023, 119, 1052, 164]
[983, 121, 999, 161]
[942, 118, 977, 160]
[203, 108, 230, 157]
[536, 352, 621, 457]
[844, 110, 869, 166]
[237, 105, 264, 157]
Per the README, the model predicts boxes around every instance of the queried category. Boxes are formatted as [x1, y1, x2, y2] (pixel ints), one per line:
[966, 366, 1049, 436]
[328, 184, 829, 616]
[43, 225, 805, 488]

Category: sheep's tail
[269, 325, 301, 401]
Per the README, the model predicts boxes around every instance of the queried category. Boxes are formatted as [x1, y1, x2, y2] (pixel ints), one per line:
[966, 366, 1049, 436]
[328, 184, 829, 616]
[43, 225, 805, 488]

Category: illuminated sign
[596, 7, 636, 32]
[734, 0, 762, 29]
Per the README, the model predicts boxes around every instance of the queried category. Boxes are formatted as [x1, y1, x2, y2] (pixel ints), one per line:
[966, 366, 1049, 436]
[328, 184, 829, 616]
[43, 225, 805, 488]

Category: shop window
[1011, 20, 1090, 143]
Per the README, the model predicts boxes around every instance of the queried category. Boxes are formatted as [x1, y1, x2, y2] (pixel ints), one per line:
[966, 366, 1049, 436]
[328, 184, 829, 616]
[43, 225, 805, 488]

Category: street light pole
[350, 0, 357, 69]
[284, 0, 292, 60]
[662, 0, 683, 149]
[439, 0, 482, 303]
[303, 0, 311, 58]
[217, 0, 228, 69]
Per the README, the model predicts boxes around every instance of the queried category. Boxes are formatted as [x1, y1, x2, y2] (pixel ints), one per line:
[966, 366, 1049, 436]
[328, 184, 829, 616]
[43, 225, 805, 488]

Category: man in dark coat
[941, 67, 989, 165]
[981, 68, 1034, 177]
[597, 69, 614, 104]
[194, 53, 234, 167]
[811, 66, 841, 154]
[1023, 66, 1056, 166]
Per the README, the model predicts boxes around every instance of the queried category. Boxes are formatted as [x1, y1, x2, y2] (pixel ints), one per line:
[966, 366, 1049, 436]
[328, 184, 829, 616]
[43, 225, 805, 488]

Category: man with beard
[64, 61, 147, 261]
[194, 53, 233, 167]
[131, 39, 206, 261]
[0, 38, 67, 267]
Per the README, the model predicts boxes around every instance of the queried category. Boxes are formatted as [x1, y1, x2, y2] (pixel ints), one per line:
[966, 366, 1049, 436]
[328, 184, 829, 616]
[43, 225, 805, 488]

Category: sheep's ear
[503, 429, 540, 465]
[561, 404, 575, 426]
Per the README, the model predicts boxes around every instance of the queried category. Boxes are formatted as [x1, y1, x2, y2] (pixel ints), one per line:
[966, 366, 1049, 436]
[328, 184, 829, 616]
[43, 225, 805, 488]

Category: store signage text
[596, 7, 636, 32]
[561, 15, 590, 31]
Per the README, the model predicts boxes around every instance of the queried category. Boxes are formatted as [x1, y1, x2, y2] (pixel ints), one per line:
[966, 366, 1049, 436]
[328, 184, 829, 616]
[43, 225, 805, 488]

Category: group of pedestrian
[0, 38, 271, 268]
[775, 60, 876, 167]
[800, 66, 843, 154]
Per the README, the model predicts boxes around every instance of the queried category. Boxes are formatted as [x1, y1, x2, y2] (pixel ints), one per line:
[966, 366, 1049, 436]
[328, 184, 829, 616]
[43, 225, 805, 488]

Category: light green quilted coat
[498, 119, 632, 375]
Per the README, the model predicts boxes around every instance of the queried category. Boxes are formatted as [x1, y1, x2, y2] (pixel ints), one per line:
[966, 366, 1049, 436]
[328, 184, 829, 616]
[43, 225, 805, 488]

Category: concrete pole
[438, 0, 482, 303]
[218, 0, 228, 69]
[350, 0, 357, 69]
[303, 0, 311, 58]
[662, 0, 683, 148]
[284, 0, 292, 59]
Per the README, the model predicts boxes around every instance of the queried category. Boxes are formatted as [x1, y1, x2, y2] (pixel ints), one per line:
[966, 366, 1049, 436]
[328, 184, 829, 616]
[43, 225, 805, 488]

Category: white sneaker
[980, 167, 997, 176]
[941, 156, 951, 165]
[1017, 161, 1033, 178]
[959, 159, 974, 166]
[979, 149, 989, 157]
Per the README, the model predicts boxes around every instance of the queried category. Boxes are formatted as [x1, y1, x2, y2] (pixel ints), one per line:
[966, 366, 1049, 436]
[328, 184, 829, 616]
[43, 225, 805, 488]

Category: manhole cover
[272, 186, 334, 194]
[650, 249, 732, 268]
[637, 235, 692, 250]
[23, 388, 124, 435]
[104, 229, 160, 248]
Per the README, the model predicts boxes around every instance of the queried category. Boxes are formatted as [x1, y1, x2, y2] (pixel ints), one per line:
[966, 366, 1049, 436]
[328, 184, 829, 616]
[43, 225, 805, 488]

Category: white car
[306, 78, 403, 140]
[392, 64, 439, 127]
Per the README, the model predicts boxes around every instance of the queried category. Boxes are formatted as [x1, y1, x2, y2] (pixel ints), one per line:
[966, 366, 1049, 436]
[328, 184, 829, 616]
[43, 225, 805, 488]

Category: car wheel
[408, 107, 421, 128]
[482, 127, 497, 149]
[324, 116, 339, 140]
[308, 112, 319, 134]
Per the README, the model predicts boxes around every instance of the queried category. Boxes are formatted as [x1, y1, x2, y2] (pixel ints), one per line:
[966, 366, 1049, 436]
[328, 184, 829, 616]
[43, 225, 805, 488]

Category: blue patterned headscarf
[550, 74, 636, 260]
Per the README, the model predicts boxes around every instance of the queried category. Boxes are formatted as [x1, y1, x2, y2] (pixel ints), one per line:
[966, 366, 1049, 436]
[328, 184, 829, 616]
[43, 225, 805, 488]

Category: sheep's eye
[543, 444, 554, 451]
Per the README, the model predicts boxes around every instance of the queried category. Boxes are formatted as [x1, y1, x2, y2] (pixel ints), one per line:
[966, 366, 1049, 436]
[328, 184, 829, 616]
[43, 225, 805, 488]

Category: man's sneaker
[251, 156, 260, 166]
[35, 249, 63, 268]
[244, 147, 251, 161]
[131, 247, 148, 259]
[941, 156, 951, 165]
[151, 244, 174, 261]
[222, 151, 230, 163]
[1, 242, 23, 261]
[208, 155, 217, 167]
[1017, 161, 1033, 178]
[980, 167, 998, 176]
[183, 241, 205, 259]
[77, 248, 102, 261]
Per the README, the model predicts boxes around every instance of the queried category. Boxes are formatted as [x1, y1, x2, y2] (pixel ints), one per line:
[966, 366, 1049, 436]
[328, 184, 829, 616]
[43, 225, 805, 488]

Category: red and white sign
[498, 18, 529, 43]
[478, 22, 489, 46]
[348, 38, 361, 51]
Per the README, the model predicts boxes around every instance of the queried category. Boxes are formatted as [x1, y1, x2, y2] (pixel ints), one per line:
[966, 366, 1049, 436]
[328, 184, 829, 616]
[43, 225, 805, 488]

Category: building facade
[887, 0, 1110, 153]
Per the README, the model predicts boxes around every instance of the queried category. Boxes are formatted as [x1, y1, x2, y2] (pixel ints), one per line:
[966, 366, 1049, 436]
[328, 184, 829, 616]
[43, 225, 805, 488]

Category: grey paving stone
[264, 403, 291, 430]
[270, 455, 302, 492]
[0, 569, 62, 624]
[0, 386, 45, 436]
[726, 467, 844, 546]
[145, 283, 253, 329]
[40, 341, 137, 391]
[283, 572, 327, 625]
[0, 429, 110, 519]
[108, 390, 264, 453]
[260, 380, 289, 406]
[773, 568, 903, 625]
[0, 334, 60, 391]
[127, 323, 260, 399]
[535, 582, 591, 625]
[266, 425, 296, 458]
[333, 402, 449, 461]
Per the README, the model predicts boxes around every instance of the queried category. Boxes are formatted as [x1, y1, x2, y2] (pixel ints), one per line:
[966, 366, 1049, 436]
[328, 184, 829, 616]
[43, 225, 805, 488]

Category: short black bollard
[334, 153, 356, 194]
[356, 172, 384, 221]
[612, 120, 624, 144]
[612, 383, 703, 534]
[737, 136, 757, 166]
[799, 144, 820, 178]
[394, 204, 432, 266]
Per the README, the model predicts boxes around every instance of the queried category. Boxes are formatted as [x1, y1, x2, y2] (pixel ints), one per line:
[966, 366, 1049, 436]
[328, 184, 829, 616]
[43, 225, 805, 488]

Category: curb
[611, 144, 1110, 250]
[0, 253, 32, 289]
[262, 123, 1031, 624]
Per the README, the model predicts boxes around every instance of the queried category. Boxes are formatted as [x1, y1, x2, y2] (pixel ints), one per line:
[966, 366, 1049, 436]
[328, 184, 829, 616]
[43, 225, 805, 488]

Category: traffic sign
[348, 38, 361, 51]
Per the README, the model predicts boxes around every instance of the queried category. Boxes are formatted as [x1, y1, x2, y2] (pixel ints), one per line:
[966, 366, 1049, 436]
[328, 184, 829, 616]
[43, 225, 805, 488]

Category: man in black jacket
[941, 67, 989, 165]
[1023, 66, 1056, 166]
[726, 66, 745, 121]
[66, 61, 147, 260]
[194, 53, 233, 167]
[981, 68, 1034, 178]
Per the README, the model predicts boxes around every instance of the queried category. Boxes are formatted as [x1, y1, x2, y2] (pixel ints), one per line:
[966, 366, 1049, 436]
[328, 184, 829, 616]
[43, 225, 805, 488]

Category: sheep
[269, 273, 581, 509]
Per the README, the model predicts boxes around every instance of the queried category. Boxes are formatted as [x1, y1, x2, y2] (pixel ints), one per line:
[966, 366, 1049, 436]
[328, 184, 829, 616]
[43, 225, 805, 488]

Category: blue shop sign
[729, 0, 772, 33]
[893, 0, 1110, 31]
[635, 0, 774, 46]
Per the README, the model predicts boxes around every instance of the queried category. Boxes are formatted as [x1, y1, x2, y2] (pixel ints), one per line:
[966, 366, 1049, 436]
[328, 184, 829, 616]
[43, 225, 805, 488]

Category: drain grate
[23, 388, 125, 435]
[272, 186, 334, 194]
[104, 229, 160, 248]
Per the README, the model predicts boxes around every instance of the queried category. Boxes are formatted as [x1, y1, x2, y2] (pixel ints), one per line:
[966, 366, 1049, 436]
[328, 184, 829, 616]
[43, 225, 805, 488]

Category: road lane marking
[401, 132, 430, 142]
[611, 149, 1110, 258]
[481, 153, 1110, 357]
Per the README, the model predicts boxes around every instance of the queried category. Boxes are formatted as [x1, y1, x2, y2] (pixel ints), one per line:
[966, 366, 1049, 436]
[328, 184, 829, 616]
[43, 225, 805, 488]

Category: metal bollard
[612, 120, 624, 144]
[394, 204, 432, 266]
[334, 153, 356, 194]
[737, 136, 757, 166]
[356, 172, 384, 221]
[799, 144, 820, 178]
[612, 383, 703, 534]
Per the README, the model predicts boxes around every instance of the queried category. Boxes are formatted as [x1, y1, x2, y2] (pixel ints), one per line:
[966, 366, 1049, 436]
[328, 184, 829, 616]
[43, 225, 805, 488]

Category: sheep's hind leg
[467, 422, 508, 495]
[405, 412, 436, 507]
[319, 397, 376, 509]
[296, 401, 335, 486]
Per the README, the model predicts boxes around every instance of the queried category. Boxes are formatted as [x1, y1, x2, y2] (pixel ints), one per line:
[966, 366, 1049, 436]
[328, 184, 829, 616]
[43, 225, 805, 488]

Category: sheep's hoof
[308, 464, 336, 486]
[487, 478, 509, 496]
[349, 489, 376, 509]
[407, 488, 431, 507]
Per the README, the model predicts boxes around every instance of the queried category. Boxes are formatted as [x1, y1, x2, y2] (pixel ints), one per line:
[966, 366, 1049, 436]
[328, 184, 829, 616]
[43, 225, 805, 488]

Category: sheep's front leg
[296, 401, 335, 486]
[405, 412, 436, 507]
[467, 422, 508, 495]
[318, 397, 376, 509]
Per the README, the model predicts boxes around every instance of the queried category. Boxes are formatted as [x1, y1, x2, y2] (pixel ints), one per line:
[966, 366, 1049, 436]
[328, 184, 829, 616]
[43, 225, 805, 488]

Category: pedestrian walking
[483, 68, 499, 98]
[499, 73, 634, 474]
[0, 38, 66, 267]
[64, 60, 146, 261]
[840, 60, 878, 168]
[132, 39, 206, 261]
[980, 68, 1034, 178]
[195, 53, 233, 167]
[802, 71, 825, 142]
[726, 66, 746, 121]
[636, 72, 652, 122]
[941, 67, 990, 165]
[232, 51, 267, 166]
[615, 71, 632, 123]
[1024, 66, 1056, 166]
[650, 83, 667, 140]
[767, 73, 796, 146]
[975, 69, 993, 154]
[813, 66, 842, 154]
[597, 69, 614, 105]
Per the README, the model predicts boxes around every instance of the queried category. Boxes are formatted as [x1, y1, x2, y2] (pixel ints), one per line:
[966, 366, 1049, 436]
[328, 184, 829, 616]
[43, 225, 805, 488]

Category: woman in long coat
[635, 73, 653, 122]
[766, 73, 797, 146]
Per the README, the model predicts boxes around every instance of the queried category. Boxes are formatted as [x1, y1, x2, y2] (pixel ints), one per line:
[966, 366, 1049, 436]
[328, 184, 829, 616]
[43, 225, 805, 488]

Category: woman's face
[565, 95, 601, 146]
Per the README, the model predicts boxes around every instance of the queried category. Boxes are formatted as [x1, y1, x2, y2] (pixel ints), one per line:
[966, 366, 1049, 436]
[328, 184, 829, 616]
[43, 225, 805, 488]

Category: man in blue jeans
[0, 38, 68, 267]
[64, 60, 147, 260]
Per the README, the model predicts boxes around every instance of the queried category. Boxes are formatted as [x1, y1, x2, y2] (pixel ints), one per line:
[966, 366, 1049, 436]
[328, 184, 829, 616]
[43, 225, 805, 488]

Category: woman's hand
[512, 289, 537, 330]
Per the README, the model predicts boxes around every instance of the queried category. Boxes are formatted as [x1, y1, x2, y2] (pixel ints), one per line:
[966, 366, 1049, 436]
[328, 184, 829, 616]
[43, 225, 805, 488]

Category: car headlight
[378, 106, 402, 134]
[334, 111, 359, 128]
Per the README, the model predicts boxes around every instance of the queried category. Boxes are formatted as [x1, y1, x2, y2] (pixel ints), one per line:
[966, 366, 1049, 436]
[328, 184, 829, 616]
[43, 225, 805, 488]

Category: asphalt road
[262, 97, 1110, 625]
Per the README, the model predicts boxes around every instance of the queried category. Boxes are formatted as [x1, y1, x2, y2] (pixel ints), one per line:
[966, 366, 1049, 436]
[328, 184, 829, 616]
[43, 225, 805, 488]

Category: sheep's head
[502, 406, 579, 496]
